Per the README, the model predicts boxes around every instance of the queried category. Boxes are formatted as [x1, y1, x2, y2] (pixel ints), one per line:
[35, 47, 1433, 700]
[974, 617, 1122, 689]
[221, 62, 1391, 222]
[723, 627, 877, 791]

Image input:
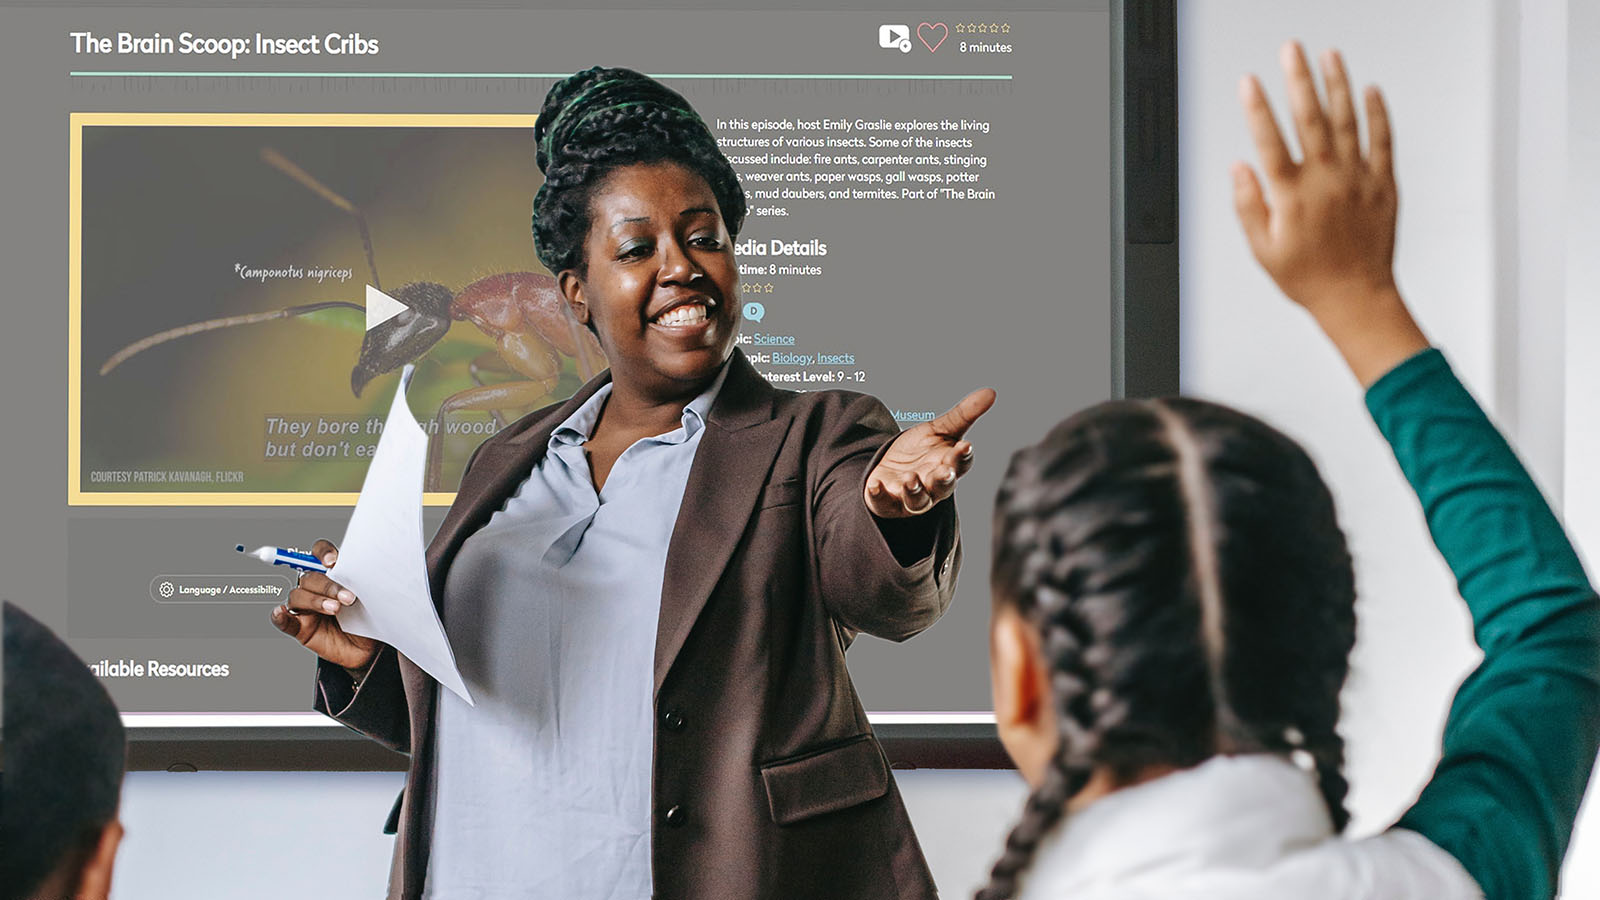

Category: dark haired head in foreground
[2, 602, 127, 900]
[980, 399, 1356, 900]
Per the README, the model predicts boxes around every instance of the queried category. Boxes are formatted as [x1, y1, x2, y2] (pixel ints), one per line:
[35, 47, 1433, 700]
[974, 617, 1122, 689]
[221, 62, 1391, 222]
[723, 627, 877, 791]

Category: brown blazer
[315, 349, 959, 900]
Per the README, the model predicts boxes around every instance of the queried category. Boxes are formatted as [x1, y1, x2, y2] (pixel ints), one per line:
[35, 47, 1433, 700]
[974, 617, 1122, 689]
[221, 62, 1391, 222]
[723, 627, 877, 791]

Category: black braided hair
[531, 66, 746, 278]
[979, 398, 1356, 900]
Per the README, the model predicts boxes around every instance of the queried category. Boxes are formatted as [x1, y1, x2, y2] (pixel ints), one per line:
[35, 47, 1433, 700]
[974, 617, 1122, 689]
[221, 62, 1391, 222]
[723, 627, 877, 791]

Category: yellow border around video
[68, 113, 538, 507]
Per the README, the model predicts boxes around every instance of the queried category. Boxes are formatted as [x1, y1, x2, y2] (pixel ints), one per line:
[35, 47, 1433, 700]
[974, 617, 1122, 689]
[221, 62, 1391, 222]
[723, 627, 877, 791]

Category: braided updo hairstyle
[978, 398, 1357, 900]
[531, 66, 747, 278]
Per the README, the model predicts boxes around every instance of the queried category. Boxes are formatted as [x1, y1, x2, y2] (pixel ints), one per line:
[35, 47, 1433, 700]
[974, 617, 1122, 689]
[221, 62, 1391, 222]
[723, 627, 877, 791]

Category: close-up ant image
[77, 123, 604, 497]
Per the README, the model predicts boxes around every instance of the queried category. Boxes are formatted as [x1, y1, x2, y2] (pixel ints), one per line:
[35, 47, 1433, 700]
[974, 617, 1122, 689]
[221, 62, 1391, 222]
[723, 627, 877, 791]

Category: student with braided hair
[276, 66, 992, 899]
[980, 43, 1600, 900]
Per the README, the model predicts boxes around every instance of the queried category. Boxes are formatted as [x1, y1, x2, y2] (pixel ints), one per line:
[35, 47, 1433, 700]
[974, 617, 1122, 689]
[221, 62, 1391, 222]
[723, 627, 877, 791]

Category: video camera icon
[879, 24, 912, 54]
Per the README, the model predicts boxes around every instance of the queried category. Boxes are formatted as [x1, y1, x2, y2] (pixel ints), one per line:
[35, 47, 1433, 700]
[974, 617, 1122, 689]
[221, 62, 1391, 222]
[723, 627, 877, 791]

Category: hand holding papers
[329, 365, 474, 705]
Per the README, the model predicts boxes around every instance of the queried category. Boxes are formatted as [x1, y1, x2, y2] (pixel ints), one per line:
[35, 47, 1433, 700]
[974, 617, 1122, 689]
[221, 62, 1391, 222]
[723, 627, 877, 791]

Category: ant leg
[466, 352, 517, 429]
[425, 378, 560, 491]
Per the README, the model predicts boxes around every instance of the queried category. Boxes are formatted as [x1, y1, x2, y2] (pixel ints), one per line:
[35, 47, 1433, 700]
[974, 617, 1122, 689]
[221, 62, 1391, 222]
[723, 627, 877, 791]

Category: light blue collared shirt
[424, 362, 729, 900]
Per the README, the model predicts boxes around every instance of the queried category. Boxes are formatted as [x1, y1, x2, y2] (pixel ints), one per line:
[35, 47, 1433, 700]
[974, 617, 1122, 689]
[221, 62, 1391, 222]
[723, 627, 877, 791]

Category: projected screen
[0, 0, 1154, 740]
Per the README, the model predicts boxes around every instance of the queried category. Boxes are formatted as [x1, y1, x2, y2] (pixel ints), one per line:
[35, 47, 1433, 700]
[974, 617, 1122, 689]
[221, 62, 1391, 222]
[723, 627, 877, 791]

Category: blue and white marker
[236, 544, 329, 574]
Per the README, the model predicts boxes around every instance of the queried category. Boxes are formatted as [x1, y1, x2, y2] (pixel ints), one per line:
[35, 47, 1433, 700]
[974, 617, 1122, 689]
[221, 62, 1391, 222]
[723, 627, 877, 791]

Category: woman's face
[559, 161, 739, 399]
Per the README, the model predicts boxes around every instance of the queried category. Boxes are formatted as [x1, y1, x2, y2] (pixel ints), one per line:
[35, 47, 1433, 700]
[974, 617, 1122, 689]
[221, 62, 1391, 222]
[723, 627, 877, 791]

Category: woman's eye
[691, 235, 722, 249]
[617, 242, 652, 260]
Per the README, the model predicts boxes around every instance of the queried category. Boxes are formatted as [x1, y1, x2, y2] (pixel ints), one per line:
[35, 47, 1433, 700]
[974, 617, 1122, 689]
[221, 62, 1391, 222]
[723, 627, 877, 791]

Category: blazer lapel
[655, 350, 786, 694]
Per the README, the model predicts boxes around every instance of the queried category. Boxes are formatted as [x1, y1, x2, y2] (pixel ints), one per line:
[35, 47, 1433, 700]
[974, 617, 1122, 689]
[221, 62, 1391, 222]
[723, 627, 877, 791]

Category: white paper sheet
[329, 365, 473, 705]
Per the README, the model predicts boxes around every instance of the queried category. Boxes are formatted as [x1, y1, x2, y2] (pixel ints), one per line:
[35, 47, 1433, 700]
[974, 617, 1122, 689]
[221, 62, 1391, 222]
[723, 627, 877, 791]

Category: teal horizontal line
[69, 71, 1012, 81]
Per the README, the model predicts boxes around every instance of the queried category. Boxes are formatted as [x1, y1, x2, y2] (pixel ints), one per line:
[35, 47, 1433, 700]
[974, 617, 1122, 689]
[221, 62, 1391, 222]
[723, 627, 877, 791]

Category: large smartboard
[0, 0, 1175, 769]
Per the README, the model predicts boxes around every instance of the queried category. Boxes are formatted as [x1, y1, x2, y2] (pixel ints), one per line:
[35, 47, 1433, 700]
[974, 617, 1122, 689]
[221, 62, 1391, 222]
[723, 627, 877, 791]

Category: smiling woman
[276, 65, 995, 900]
[558, 161, 742, 465]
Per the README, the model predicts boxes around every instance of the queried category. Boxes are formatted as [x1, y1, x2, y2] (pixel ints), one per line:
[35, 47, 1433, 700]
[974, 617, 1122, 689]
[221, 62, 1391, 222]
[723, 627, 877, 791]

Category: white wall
[1177, 5, 1594, 900]
[1178, 0, 1497, 843]
[110, 3, 1597, 898]
[115, 771, 403, 899]
[1560, 0, 1600, 894]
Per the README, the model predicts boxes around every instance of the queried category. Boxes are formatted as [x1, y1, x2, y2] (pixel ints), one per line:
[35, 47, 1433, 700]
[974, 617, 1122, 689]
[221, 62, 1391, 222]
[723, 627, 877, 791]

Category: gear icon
[158, 581, 175, 598]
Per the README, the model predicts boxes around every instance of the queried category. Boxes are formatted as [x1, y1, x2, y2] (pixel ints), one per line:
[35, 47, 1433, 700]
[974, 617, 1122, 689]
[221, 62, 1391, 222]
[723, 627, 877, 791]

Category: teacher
[272, 66, 993, 900]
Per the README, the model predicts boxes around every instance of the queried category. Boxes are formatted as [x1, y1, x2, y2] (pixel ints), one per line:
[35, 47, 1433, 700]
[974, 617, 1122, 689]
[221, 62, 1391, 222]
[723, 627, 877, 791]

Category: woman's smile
[649, 294, 718, 336]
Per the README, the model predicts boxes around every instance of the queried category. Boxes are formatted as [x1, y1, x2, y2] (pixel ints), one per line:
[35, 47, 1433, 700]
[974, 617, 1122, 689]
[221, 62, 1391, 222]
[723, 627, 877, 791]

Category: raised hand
[1233, 42, 1428, 385]
[865, 388, 995, 518]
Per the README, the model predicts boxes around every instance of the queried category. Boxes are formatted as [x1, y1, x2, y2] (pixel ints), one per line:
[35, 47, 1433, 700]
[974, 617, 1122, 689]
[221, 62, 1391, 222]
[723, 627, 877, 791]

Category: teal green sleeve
[1369, 349, 1600, 900]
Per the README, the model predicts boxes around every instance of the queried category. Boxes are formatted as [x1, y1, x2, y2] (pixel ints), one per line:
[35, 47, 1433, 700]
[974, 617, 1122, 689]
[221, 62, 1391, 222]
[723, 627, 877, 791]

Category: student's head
[532, 66, 745, 396]
[2, 602, 127, 900]
[981, 399, 1356, 900]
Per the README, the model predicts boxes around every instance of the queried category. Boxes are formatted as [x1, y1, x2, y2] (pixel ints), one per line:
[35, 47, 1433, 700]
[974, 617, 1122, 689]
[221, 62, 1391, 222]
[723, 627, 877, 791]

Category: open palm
[865, 388, 995, 518]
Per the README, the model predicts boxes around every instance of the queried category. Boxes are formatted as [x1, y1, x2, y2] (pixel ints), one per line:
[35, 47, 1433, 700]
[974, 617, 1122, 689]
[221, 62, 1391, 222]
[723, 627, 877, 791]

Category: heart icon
[918, 22, 948, 53]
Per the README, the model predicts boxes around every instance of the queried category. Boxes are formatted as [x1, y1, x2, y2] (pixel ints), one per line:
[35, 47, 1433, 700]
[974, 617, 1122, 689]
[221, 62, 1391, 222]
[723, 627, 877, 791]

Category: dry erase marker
[236, 544, 328, 574]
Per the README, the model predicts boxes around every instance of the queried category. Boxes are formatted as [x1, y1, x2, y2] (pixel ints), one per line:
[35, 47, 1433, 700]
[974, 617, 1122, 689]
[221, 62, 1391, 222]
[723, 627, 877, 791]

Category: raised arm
[1235, 42, 1600, 899]
[1374, 348, 1599, 899]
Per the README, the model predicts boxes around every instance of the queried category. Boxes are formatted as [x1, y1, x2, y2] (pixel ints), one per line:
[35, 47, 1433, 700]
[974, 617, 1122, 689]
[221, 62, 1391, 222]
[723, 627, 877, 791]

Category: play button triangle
[366, 284, 407, 331]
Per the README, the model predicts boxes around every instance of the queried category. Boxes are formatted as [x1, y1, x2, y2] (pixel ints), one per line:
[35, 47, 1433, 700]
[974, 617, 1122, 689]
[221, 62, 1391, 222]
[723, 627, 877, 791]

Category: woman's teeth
[657, 304, 708, 326]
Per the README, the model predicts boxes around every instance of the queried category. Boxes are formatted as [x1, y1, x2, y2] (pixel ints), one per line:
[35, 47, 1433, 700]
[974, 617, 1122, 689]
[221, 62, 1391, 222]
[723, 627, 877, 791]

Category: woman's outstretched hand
[865, 388, 995, 518]
[1233, 42, 1428, 386]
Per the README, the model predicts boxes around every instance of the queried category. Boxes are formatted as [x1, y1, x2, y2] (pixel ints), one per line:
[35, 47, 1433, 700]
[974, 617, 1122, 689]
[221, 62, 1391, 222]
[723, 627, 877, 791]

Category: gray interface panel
[2, 4, 1113, 720]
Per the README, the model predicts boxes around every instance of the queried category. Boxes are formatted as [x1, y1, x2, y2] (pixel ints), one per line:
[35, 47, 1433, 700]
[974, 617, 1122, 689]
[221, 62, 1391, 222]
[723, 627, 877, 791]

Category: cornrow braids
[1168, 398, 1356, 832]
[531, 67, 746, 278]
[979, 398, 1356, 899]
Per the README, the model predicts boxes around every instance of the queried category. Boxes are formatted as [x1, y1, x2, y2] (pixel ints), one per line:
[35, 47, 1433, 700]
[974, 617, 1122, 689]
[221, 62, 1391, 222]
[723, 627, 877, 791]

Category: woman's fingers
[270, 603, 303, 637]
[271, 597, 376, 668]
[310, 539, 339, 567]
[287, 587, 341, 617]
[954, 440, 975, 474]
[927, 444, 971, 490]
[301, 571, 355, 604]
[289, 572, 356, 615]
[288, 540, 348, 614]
[900, 472, 934, 514]
[925, 388, 997, 440]
[866, 420, 982, 518]
[865, 469, 936, 517]
[864, 477, 904, 518]
[864, 478, 892, 517]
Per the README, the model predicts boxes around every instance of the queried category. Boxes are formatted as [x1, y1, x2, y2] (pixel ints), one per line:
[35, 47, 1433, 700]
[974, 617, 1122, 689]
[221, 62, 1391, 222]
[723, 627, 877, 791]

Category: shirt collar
[549, 357, 733, 449]
[1019, 754, 1334, 894]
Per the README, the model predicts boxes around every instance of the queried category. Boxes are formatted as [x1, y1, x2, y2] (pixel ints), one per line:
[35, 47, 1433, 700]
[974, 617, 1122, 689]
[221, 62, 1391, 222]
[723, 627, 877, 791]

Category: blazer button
[664, 804, 686, 827]
[662, 709, 685, 732]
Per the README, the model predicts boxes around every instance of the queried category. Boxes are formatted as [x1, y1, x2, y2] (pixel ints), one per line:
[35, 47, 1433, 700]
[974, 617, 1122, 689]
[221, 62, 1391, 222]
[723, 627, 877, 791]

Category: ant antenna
[260, 147, 382, 291]
[99, 301, 363, 375]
